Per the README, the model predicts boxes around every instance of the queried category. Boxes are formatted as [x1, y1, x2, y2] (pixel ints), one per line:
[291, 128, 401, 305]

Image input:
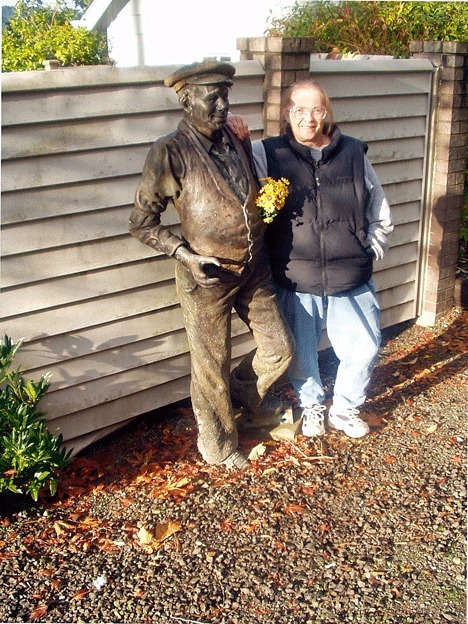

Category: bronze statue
[129, 61, 294, 469]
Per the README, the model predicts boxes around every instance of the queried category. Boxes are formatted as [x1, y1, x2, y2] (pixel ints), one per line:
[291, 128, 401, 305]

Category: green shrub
[0, 335, 72, 501]
[2, 0, 109, 72]
[266, 1, 468, 58]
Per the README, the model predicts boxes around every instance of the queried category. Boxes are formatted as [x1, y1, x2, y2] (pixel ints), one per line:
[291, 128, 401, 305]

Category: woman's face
[286, 86, 328, 148]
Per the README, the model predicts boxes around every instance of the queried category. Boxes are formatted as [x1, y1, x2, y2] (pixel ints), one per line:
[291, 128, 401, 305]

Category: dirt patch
[1, 308, 466, 623]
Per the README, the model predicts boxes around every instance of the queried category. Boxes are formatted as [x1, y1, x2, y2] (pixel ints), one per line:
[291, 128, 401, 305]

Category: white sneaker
[328, 407, 370, 439]
[301, 404, 327, 437]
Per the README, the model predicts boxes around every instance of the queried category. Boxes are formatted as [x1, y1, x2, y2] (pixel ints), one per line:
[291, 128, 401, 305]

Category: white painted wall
[106, 0, 288, 66]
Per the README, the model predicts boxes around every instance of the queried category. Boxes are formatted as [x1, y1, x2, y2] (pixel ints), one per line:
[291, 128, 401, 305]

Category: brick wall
[237, 36, 316, 136]
[410, 41, 467, 323]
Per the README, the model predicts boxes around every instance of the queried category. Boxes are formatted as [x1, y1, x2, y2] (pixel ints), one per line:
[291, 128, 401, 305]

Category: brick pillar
[410, 40, 467, 324]
[237, 36, 316, 136]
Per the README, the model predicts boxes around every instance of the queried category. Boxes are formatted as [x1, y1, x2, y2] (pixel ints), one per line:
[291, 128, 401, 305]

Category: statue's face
[183, 84, 230, 137]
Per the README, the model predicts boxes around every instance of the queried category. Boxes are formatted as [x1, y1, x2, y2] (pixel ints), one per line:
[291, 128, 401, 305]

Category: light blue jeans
[276, 281, 381, 412]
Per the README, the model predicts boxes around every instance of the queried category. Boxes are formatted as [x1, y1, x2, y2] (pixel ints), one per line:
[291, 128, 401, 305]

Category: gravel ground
[1, 308, 466, 624]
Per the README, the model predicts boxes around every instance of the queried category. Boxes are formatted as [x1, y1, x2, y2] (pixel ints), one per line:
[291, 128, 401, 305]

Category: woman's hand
[226, 112, 250, 140]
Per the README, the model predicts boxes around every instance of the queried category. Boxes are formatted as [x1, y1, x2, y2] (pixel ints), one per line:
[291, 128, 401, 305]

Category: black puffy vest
[263, 125, 373, 296]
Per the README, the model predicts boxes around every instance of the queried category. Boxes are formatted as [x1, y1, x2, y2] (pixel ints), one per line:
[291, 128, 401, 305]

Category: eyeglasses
[289, 106, 327, 120]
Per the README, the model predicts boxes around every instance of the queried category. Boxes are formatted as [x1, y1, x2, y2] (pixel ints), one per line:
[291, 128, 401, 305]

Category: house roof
[73, 0, 130, 31]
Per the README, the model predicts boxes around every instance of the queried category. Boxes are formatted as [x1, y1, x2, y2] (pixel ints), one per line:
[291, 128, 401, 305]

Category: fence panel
[1, 57, 434, 453]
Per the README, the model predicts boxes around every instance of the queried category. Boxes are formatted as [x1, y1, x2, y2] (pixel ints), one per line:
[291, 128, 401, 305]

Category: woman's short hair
[281, 80, 335, 135]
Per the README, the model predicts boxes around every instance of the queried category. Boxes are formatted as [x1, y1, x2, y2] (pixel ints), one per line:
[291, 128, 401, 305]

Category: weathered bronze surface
[129, 61, 293, 466]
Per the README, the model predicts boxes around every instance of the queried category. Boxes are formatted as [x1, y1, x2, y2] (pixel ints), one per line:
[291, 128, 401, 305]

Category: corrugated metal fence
[1, 58, 435, 453]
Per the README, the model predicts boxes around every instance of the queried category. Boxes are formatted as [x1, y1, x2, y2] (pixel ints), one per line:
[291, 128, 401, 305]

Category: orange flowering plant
[256, 177, 290, 223]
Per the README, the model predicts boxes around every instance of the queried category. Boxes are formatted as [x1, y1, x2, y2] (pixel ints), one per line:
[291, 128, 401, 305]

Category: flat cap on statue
[164, 60, 236, 92]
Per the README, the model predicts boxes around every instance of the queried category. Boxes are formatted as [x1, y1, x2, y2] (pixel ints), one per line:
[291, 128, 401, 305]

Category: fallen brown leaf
[365, 411, 382, 428]
[29, 605, 49, 621]
[53, 520, 73, 536]
[243, 519, 260, 533]
[72, 588, 88, 600]
[220, 519, 235, 532]
[284, 504, 306, 515]
[137, 519, 182, 551]
[137, 526, 153, 546]
[401, 357, 419, 365]
[248, 443, 267, 461]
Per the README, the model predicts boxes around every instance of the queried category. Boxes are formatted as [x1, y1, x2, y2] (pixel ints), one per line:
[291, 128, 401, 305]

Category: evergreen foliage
[266, 1, 468, 58]
[0, 335, 72, 501]
[2, 0, 109, 72]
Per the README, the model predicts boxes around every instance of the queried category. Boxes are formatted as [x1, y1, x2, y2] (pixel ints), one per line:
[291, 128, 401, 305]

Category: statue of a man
[129, 61, 294, 469]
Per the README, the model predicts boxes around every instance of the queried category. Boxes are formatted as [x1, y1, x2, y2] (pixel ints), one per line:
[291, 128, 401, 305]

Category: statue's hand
[226, 112, 250, 140]
[175, 246, 221, 287]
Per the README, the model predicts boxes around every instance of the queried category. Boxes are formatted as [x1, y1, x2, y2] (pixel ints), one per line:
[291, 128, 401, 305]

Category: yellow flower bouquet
[256, 177, 290, 223]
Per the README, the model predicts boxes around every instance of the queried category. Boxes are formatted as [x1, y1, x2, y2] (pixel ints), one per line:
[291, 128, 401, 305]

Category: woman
[228, 80, 393, 439]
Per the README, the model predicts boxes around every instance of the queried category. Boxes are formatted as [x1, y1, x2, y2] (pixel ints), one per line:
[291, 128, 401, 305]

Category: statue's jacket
[130, 119, 264, 274]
